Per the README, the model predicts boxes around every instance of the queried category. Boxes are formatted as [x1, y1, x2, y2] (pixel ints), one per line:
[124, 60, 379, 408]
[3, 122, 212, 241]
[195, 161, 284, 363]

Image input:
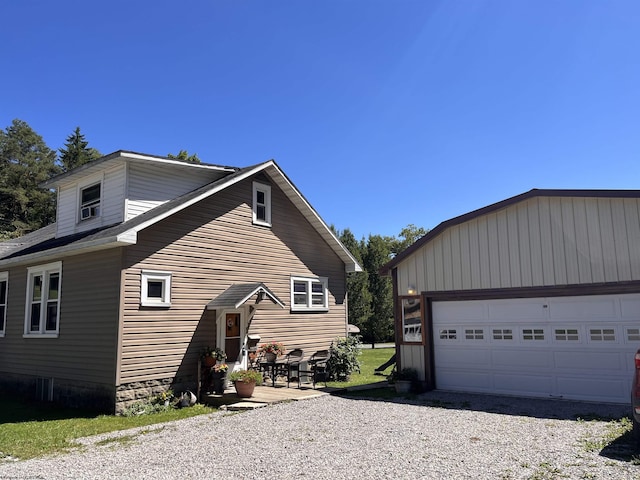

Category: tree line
[0, 118, 428, 343]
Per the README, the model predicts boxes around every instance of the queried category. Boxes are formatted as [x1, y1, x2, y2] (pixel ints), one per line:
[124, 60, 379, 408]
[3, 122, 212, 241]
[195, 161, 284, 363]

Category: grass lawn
[0, 346, 396, 461]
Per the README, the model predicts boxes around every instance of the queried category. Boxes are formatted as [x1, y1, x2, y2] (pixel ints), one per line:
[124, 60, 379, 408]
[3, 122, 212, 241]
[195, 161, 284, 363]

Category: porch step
[226, 401, 268, 411]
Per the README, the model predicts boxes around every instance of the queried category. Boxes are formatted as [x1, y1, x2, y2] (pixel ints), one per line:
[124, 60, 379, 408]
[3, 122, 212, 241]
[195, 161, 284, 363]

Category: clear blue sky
[2, 1, 639, 241]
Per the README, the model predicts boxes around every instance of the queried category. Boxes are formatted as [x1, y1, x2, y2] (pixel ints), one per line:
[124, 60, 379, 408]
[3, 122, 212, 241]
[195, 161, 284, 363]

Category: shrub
[327, 336, 362, 381]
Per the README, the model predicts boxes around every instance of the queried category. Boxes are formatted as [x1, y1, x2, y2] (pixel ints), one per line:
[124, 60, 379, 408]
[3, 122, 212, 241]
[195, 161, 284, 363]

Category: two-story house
[0, 151, 361, 413]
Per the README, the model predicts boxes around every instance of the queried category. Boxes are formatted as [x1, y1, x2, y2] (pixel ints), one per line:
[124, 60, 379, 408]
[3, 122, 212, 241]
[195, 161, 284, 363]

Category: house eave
[0, 236, 135, 268]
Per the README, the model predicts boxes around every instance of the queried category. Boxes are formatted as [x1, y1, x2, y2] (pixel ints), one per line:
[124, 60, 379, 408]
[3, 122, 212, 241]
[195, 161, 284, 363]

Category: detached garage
[380, 189, 640, 404]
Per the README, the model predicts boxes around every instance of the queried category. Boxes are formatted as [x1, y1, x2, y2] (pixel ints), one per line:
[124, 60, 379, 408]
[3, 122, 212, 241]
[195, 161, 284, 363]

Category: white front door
[432, 293, 640, 404]
[218, 310, 247, 370]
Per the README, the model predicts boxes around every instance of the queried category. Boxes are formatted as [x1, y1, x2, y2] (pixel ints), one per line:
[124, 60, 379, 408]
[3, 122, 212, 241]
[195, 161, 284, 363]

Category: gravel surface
[1, 391, 638, 480]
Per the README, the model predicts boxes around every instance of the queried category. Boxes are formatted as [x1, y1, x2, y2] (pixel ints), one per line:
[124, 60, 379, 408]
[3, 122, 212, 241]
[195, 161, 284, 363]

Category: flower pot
[234, 380, 256, 398]
[264, 352, 277, 363]
[203, 356, 216, 367]
[211, 371, 227, 395]
[394, 380, 412, 394]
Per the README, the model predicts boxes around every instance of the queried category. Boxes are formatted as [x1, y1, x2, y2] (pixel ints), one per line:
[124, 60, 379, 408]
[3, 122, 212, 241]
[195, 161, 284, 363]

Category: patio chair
[276, 348, 304, 387]
[307, 349, 330, 388]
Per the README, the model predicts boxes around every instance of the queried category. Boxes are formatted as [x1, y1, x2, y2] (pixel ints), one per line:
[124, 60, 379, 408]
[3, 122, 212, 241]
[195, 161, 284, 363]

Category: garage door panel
[553, 351, 625, 371]
[436, 370, 491, 390]
[493, 373, 554, 395]
[435, 347, 491, 369]
[557, 376, 628, 403]
[549, 297, 617, 319]
[488, 301, 548, 320]
[433, 302, 486, 321]
[433, 293, 639, 404]
[492, 350, 551, 369]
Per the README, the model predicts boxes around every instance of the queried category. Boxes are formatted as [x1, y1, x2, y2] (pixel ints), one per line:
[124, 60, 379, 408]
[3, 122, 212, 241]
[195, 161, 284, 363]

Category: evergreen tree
[339, 228, 372, 336]
[167, 150, 201, 164]
[0, 119, 60, 238]
[362, 234, 394, 347]
[58, 126, 101, 172]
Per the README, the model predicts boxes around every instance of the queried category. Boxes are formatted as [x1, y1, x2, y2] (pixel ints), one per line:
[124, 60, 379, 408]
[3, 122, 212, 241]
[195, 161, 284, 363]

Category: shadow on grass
[0, 396, 98, 424]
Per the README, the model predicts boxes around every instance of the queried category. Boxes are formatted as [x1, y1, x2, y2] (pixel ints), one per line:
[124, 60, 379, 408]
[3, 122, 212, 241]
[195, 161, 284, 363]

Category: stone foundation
[115, 376, 196, 414]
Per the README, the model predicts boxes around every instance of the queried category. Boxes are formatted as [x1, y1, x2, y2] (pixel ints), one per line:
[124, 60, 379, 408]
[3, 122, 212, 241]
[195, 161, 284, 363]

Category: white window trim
[0, 271, 7, 337]
[290, 276, 329, 312]
[252, 182, 272, 227]
[77, 174, 103, 223]
[141, 270, 172, 307]
[24, 261, 62, 338]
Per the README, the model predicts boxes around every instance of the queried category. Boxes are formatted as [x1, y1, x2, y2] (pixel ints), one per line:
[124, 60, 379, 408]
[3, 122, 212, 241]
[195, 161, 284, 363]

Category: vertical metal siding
[396, 196, 640, 294]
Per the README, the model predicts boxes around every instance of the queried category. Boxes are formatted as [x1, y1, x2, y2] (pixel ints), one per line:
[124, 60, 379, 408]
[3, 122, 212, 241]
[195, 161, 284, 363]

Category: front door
[224, 312, 242, 362]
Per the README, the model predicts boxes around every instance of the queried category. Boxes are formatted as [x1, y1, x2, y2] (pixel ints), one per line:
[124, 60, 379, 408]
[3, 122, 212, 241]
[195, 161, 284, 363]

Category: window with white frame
[465, 329, 484, 340]
[24, 262, 61, 336]
[492, 328, 513, 340]
[252, 182, 272, 226]
[555, 328, 579, 341]
[141, 270, 172, 307]
[439, 329, 457, 340]
[290, 276, 328, 311]
[590, 328, 615, 341]
[0, 272, 7, 336]
[522, 328, 545, 341]
[79, 182, 101, 221]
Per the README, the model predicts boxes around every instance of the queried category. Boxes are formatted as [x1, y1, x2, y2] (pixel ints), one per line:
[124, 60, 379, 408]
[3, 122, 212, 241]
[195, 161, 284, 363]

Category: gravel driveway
[1, 390, 638, 479]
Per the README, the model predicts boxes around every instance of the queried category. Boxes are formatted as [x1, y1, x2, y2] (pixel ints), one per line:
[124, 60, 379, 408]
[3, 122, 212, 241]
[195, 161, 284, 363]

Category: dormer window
[80, 183, 101, 221]
[252, 182, 272, 227]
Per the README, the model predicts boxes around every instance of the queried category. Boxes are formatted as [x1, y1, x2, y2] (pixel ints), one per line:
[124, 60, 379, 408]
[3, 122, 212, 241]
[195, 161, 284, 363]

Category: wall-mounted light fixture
[407, 286, 417, 295]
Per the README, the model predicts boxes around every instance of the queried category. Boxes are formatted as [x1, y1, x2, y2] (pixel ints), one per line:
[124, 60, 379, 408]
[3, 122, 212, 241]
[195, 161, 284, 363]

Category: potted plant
[201, 346, 227, 367]
[258, 341, 285, 362]
[228, 369, 263, 398]
[210, 363, 229, 394]
[389, 367, 419, 394]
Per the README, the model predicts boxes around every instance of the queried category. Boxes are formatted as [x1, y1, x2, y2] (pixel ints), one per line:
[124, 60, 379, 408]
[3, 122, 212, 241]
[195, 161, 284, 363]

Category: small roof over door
[206, 283, 285, 310]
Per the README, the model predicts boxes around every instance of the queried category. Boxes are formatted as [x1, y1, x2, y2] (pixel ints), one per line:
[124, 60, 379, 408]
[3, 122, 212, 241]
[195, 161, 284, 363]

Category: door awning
[206, 283, 286, 310]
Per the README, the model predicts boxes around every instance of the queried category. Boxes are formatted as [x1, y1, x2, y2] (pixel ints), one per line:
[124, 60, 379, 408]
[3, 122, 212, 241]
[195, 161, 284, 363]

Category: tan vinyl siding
[120, 175, 347, 384]
[0, 249, 121, 384]
[396, 196, 640, 294]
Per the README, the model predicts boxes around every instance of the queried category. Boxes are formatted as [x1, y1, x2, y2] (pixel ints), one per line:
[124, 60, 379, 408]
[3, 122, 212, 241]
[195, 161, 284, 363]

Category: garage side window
[401, 297, 422, 343]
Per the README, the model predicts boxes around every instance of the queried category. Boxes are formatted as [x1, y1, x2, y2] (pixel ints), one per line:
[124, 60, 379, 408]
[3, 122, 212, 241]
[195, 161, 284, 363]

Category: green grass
[0, 399, 215, 461]
[325, 346, 395, 388]
[0, 346, 395, 462]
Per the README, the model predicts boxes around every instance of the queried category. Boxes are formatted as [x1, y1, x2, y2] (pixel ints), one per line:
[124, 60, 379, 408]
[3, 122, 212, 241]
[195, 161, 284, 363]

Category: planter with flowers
[259, 341, 285, 363]
[202, 346, 227, 367]
[228, 369, 263, 398]
[210, 363, 229, 394]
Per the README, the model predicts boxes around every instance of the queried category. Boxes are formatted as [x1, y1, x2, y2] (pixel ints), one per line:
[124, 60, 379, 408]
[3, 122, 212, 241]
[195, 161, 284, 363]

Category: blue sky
[2, 1, 639, 241]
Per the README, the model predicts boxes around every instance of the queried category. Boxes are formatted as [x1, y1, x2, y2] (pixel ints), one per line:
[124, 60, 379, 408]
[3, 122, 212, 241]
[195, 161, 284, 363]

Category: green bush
[327, 336, 362, 381]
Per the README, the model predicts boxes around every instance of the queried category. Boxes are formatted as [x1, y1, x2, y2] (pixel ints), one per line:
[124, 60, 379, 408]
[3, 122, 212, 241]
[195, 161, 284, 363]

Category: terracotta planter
[234, 380, 256, 398]
[203, 356, 216, 367]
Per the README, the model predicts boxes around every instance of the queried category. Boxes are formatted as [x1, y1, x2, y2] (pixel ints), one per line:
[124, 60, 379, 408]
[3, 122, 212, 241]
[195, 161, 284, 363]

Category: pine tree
[339, 229, 372, 336]
[167, 150, 201, 164]
[0, 119, 60, 238]
[58, 127, 101, 172]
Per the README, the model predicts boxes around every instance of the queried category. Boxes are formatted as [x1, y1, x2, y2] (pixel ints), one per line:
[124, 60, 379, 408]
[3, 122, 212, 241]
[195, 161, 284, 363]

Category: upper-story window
[290, 276, 328, 311]
[80, 182, 101, 221]
[24, 262, 61, 337]
[0, 272, 7, 336]
[252, 182, 272, 227]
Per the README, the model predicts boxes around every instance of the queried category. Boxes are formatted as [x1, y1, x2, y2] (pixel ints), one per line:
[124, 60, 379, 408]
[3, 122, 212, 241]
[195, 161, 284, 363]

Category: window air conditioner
[81, 207, 92, 220]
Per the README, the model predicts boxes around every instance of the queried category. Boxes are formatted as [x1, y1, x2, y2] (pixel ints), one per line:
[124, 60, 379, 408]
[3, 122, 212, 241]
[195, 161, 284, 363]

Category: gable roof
[1, 155, 362, 272]
[206, 283, 285, 310]
[380, 188, 640, 276]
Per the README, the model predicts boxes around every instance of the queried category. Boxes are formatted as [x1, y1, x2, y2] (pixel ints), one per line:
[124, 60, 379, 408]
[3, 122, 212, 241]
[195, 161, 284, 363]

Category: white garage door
[433, 293, 640, 404]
